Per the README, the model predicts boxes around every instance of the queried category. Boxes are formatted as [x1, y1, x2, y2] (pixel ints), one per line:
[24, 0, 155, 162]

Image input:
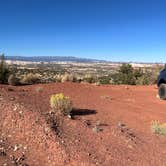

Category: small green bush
[50, 93, 73, 115]
[97, 75, 111, 84]
[151, 121, 166, 135]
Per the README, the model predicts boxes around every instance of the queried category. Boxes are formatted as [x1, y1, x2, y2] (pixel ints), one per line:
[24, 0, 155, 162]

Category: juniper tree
[0, 54, 9, 83]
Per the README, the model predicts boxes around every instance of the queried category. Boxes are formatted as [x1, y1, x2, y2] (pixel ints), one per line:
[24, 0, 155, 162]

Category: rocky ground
[0, 82, 166, 166]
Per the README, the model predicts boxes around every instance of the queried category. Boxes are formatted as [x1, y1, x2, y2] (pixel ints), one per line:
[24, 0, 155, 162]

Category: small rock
[13, 144, 21, 151]
[10, 97, 15, 101]
[19, 110, 23, 114]
[156, 94, 160, 99]
[88, 153, 91, 156]
[92, 126, 102, 133]
[67, 114, 72, 119]
[118, 122, 126, 128]
[128, 145, 133, 149]
[125, 86, 129, 90]
[44, 127, 50, 133]
[13, 106, 17, 111]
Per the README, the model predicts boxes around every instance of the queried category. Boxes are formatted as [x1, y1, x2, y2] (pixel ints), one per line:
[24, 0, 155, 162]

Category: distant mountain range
[4, 56, 164, 64]
[5, 56, 107, 63]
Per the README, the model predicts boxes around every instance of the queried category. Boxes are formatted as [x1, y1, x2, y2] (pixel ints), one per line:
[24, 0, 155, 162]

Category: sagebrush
[50, 93, 73, 115]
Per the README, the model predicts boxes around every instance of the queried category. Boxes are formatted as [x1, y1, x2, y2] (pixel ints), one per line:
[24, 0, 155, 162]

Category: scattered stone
[67, 114, 72, 119]
[13, 144, 22, 151]
[156, 94, 160, 99]
[13, 106, 17, 111]
[92, 126, 103, 133]
[128, 145, 133, 149]
[117, 122, 126, 128]
[19, 110, 23, 114]
[10, 97, 15, 101]
[125, 86, 129, 90]
[88, 153, 91, 156]
[44, 127, 50, 134]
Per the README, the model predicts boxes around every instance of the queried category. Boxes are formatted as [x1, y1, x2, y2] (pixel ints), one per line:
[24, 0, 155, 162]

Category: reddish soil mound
[0, 82, 166, 166]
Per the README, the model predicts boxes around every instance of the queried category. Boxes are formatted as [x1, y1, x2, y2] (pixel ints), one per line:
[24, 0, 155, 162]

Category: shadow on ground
[71, 108, 97, 116]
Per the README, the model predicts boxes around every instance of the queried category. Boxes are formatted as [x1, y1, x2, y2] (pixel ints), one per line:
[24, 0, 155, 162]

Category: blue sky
[0, 0, 166, 62]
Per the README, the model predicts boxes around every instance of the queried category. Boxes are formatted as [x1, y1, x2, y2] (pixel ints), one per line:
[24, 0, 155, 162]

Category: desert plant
[97, 75, 111, 84]
[50, 93, 73, 115]
[8, 74, 19, 86]
[151, 121, 166, 135]
[83, 74, 97, 83]
[35, 86, 43, 93]
[61, 73, 74, 83]
[55, 74, 62, 82]
[20, 73, 40, 85]
[135, 74, 149, 85]
[112, 64, 136, 85]
[0, 54, 10, 84]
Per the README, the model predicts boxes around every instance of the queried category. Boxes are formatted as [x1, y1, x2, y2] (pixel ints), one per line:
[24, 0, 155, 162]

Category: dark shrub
[112, 64, 136, 85]
[0, 54, 10, 84]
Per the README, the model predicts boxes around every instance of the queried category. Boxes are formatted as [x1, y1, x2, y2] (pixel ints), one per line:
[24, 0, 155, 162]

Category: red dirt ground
[0, 82, 166, 166]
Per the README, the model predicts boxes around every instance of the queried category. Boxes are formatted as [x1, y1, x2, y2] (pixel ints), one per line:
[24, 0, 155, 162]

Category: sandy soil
[0, 82, 166, 166]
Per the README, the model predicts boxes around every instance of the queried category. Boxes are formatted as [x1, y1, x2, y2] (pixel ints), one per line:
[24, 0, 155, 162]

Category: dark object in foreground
[157, 65, 166, 99]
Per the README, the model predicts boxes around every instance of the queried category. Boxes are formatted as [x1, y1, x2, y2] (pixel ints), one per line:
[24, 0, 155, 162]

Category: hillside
[0, 83, 166, 165]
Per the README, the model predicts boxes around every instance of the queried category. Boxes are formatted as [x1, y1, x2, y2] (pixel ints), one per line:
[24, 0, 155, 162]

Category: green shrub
[50, 93, 73, 115]
[151, 121, 166, 135]
[0, 54, 10, 84]
[110, 64, 160, 85]
[135, 74, 149, 85]
[8, 74, 20, 86]
[98, 75, 111, 84]
[111, 64, 136, 85]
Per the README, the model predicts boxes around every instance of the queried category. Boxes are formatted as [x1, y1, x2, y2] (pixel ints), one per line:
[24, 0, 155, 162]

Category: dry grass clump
[35, 86, 43, 93]
[50, 93, 72, 115]
[54, 73, 77, 83]
[20, 73, 40, 85]
[61, 73, 75, 83]
[151, 121, 166, 135]
[83, 74, 96, 83]
[8, 74, 19, 86]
